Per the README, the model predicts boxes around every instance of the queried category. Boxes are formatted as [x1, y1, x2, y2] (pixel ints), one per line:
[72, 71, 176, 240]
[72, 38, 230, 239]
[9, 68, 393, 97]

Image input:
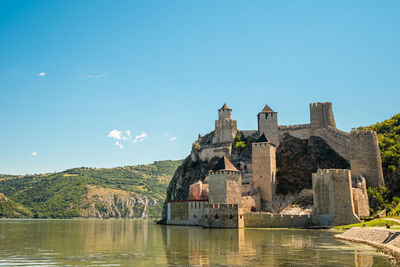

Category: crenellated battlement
[278, 124, 311, 130]
[310, 102, 332, 108]
[314, 169, 350, 176]
[350, 129, 377, 137]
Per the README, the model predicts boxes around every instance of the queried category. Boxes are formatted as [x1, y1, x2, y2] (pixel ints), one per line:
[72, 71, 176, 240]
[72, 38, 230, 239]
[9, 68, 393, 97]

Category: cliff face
[81, 185, 157, 219]
[276, 134, 350, 194]
[161, 132, 350, 223]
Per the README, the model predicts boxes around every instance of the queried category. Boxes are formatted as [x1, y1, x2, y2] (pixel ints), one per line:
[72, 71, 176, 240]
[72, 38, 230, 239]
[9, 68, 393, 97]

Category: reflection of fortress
[167, 103, 385, 228]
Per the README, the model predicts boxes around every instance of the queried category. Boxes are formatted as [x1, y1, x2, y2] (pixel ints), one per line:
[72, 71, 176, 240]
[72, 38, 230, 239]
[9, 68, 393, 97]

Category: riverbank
[334, 227, 400, 263]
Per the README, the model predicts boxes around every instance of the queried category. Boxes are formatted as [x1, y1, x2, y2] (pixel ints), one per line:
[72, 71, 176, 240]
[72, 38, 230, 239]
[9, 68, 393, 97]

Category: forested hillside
[0, 160, 182, 219]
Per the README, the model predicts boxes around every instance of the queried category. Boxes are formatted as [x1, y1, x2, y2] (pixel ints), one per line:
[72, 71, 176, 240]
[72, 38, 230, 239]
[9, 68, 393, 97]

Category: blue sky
[0, 1, 399, 174]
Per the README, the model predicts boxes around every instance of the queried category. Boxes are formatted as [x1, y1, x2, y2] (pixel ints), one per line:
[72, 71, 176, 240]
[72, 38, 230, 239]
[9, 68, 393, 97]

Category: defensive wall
[278, 124, 311, 141]
[167, 200, 207, 226]
[203, 203, 244, 228]
[244, 213, 312, 228]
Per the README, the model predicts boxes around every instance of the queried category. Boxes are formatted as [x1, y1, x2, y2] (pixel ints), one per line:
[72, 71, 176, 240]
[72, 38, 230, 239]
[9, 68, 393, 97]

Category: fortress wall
[241, 130, 258, 137]
[213, 120, 238, 144]
[198, 145, 231, 161]
[278, 124, 311, 140]
[209, 171, 242, 204]
[312, 169, 361, 226]
[312, 128, 350, 160]
[350, 130, 385, 188]
[243, 213, 312, 228]
[167, 201, 207, 226]
[203, 203, 244, 228]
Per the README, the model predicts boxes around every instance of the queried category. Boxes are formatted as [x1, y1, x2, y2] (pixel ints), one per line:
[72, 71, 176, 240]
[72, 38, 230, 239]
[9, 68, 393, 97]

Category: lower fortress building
[167, 102, 384, 228]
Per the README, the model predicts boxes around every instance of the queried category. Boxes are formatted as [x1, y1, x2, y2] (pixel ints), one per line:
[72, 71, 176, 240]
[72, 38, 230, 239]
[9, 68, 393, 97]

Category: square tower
[251, 133, 276, 203]
[212, 103, 238, 144]
[257, 104, 279, 146]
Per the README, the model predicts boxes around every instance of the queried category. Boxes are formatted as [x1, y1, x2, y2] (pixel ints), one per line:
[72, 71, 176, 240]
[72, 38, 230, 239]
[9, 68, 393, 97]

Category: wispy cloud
[32, 152, 37, 156]
[86, 73, 108, 79]
[38, 72, 47, 77]
[133, 132, 148, 143]
[164, 133, 169, 136]
[169, 137, 177, 141]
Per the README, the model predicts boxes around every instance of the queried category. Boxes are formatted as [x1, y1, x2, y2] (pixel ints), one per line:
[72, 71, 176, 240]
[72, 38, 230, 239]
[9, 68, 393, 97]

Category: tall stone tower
[350, 129, 385, 188]
[257, 104, 279, 145]
[310, 102, 336, 134]
[212, 103, 238, 144]
[208, 156, 242, 204]
[251, 133, 276, 203]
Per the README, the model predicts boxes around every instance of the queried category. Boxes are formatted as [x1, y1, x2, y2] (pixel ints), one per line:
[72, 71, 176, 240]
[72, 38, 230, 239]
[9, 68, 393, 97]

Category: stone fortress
[167, 102, 384, 228]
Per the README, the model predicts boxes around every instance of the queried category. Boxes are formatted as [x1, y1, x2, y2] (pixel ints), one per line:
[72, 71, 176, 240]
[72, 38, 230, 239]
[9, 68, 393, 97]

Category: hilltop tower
[257, 104, 279, 145]
[310, 102, 336, 134]
[251, 133, 276, 203]
[350, 129, 384, 188]
[212, 103, 238, 144]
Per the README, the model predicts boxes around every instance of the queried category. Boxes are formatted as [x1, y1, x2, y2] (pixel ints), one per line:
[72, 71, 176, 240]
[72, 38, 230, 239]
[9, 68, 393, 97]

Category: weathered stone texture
[251, 142, 276, 202]
[203, 203, 244, 228]
[244, 213, 312, 228]
[312, 169, 361, 226]
[208, 170, 242, 204]
[258, 111, 279, 146]
[350, 130, 385, 188]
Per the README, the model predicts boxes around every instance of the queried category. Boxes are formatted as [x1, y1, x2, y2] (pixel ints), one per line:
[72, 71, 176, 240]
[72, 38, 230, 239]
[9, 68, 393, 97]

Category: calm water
[0, 219, 395, 266]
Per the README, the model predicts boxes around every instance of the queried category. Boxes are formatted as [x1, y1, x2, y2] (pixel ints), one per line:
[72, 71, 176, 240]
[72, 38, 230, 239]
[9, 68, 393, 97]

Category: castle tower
[312, 169, 361, 226]
[208, 156, 242, 204]
[350, 129, 385, 188]
[251, 133, 276, 203]
[257, 104, 279, 146]
[310, 102, 336, 134]
[212, 103, 238, 144]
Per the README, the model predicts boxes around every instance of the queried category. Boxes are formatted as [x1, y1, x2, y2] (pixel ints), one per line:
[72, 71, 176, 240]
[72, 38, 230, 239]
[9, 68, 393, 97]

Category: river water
[0, 219, 395, 266]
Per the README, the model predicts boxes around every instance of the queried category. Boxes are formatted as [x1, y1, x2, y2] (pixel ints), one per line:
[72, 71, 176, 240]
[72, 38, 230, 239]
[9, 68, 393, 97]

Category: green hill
[0, 160, 182, 219]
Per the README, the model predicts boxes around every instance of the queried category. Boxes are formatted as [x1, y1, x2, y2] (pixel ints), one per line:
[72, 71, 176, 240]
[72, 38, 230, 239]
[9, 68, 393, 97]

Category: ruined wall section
[310, 102, 336, 132]
[312, 128, 350, 161]
[350, 130, 385, 188]
[312, 169, 361, 226]
[251, 142, 276, 203]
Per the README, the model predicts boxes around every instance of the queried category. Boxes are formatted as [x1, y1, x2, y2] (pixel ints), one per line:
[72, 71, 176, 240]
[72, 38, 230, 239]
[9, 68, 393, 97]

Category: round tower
[257, 104, 279, 146]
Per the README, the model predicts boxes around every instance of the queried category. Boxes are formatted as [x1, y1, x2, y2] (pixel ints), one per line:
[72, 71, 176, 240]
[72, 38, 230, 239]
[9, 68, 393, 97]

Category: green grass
[334, 218, 400, 230]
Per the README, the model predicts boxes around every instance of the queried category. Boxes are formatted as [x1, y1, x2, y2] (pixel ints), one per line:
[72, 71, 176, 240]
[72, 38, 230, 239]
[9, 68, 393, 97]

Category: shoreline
[334, 227, 400, 263]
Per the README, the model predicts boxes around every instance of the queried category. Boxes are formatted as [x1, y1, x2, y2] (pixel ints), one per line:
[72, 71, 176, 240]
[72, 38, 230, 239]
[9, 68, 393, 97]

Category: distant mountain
[0, 160, 182, 219]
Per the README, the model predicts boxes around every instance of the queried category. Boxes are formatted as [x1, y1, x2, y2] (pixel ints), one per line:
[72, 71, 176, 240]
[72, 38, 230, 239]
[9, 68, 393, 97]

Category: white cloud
[32, 152, 37, 156]
[126, 130, 131, 136]
[169, 137, 177, 141]
[108, 129, 122, 140]
[164, 133, 169, 136]
[133, 132, 148, 143]
[87, 73, 108, 79]
[38, 72, 47, 77]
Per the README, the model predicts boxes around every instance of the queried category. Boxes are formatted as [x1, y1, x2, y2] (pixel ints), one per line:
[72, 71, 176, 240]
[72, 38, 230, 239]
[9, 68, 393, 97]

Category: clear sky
[0, 1, 399, 174]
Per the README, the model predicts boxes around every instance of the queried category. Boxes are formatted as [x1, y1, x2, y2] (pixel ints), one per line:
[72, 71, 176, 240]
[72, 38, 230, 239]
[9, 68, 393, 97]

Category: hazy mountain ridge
[0, 160, 182, 218]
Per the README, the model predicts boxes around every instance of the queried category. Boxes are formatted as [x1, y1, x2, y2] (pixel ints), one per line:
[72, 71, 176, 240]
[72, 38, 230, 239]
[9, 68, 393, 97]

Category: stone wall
[278, 124, 311, 140]
[311, 128, 350, 160]
[198, 145, 231, 162]
[213, 120, 238, 144]
[244, 213, 312, 228]
[352, 188, 370, 218]
[312, 169, 361, 226]
[208, 170, 242, 204]
[310, 102, 336, 133]
[257, 112, 279, 146]
[203, 203, 244, 228]
[251, 142, 276, 202]
[167, 200, 206, 226]
[350, 130, 385, 188]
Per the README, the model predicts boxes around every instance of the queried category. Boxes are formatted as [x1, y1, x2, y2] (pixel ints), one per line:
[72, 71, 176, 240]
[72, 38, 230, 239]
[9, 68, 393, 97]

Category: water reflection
[0, 219, 394, 266]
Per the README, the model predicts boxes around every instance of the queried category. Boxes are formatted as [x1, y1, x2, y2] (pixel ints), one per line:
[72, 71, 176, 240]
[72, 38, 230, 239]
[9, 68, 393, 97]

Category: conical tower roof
[212, 156, 239, 172]
[255, 133, 270, 143]
[219, 103, 231, 110]
[260, 104, 274, 113]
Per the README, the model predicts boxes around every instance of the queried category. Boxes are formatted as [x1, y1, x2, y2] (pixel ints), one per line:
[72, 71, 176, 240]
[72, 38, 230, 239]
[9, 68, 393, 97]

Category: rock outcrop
[81, 185, 157, 219]
[0, 193, 7, 202]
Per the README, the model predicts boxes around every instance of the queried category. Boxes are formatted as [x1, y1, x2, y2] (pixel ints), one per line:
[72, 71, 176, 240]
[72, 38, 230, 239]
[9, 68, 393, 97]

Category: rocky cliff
[160, 132, 350, 223]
